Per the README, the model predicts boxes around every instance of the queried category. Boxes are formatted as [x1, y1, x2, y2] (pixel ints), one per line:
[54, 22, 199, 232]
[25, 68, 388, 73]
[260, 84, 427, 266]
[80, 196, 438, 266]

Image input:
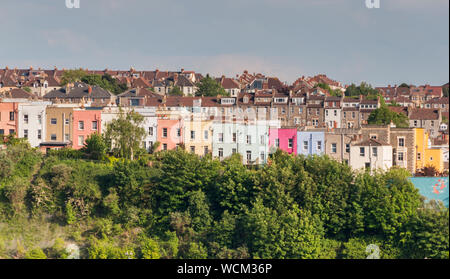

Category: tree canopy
[103, 109, 146, 160]
[195, 75, 229, 97]
[345, 82, 378, 98]
[0, 143, 447, 259]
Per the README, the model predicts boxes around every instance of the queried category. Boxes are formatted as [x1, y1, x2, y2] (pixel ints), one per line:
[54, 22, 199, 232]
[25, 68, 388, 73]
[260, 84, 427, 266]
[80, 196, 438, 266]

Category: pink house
[0, 102, 18, 137]
[72, 108, 102, 149]
[269, 128, 297, 155]
[157, 118, 184, 151]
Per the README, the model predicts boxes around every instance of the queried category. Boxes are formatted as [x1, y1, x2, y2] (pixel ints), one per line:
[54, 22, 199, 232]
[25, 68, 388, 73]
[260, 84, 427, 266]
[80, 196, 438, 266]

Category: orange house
[157, 118, 184, 151]
[0, 102, 18, 137]
[72, 108, 102, 150]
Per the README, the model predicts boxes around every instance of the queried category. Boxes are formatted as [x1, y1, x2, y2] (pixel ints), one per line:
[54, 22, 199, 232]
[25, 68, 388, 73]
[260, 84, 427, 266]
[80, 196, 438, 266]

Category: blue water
[409, 177, 449, 207]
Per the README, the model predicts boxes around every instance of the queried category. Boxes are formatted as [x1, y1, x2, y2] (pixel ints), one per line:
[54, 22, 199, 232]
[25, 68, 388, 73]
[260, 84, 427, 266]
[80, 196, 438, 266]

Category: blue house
[297, 131, 325, 156]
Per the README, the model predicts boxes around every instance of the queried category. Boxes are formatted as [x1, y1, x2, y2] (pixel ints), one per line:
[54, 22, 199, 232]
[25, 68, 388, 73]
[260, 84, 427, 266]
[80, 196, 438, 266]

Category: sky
[0, 0, 448, 86]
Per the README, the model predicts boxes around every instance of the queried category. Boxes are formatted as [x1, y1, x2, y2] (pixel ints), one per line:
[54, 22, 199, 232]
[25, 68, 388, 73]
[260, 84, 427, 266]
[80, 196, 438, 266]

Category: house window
[163, 143, 168, 150]
[246, 151, 252, 162]
[190, 130, 195, 140]
[65, 119, 69, 125]
[398, 152, 404, 161]
[9, 129, 15, 135]
[288, 139, 293, 149]
[232, 133, 236, 143]
[360, 147, 365, 157]
[372, 147, 378, 157]
[317, 141, 322, 151]
[23, 130, 28, 138]
[414, 120, 418, 127]
[417, 153, 421, 160]
[219, 133, 224, 143]
[232, 148, 237, 154]
[37, 130, 42, 140]
[190, 146, 195, 153]
[24, 114, 29, 124]
[303, 141, 308, 151]
[204, 146, 209, 155]
[275, 139, 280, 147]
[345, 144, 350, 153]
[78, 135, 84, 146]
[204, 130, 208, 140]
[78, 121, 84, 130]
[162, 128, 168, 138]
[218, 148, 224, 158]
[9, 112, 14, 121]
[177, 128, 181, 137]
[247, 135, 251, 144]
[51, 118, 57, 125]
[398, 138, 405, 147]
[38, 115, 42, 124]
[260, 135, 265, 144]
[51, 134, 57, 141]
[65, 134, 70, 141]
[365, 162, 371, 169]
[149, 127, 153, 136]
[370, 134, 377, 139]
[260, 152, 265, 162]
[92, 121, 98, 130]
[332, 143, 337, 153]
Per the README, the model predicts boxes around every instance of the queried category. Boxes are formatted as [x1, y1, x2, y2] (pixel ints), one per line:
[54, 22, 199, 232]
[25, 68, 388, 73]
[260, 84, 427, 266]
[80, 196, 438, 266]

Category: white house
[350, 138, 393, 171]
[18, 101, 52, 147]
[134, 107, 158, 152]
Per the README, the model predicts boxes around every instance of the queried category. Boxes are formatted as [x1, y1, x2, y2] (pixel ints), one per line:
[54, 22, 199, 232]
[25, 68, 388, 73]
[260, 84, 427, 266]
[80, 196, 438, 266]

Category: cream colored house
[350, 138, 393, 171]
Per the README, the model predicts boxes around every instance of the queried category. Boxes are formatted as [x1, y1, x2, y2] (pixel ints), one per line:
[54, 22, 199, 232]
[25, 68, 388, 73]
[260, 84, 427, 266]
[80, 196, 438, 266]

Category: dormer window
[221, 98, 235, 105]
[274, 98, 287, 103]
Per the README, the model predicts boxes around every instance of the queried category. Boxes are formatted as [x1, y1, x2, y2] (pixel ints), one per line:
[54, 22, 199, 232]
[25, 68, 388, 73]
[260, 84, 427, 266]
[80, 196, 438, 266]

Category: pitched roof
[354, 138, 390, 146]
[44, 82, 113, 99]
[409, 108, 440, 120]
[1, 88, 35, 99]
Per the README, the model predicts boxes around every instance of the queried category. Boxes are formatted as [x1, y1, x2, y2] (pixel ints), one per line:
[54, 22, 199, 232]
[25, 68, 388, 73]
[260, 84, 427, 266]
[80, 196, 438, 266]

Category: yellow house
[415, 128, 444, 173]
[183, 113, 213, 157]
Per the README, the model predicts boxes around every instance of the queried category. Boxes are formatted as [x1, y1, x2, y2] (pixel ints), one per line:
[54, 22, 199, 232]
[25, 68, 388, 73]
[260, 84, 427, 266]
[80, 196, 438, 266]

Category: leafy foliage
[195, 74, 228, 97]
[0, 146, 448, 259]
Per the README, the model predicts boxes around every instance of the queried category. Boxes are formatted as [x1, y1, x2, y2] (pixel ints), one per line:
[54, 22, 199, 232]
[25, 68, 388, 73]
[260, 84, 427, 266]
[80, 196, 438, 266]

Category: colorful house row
[1, 100, 446, 171]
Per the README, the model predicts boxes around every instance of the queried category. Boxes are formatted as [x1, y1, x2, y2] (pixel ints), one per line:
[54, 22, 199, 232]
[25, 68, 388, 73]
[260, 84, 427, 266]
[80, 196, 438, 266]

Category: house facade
[72, 108, 102, 149]
[269, 128, 297, 155]
[350, 139, 393, 171]
[17, 101, 51, 147]
[297, 130, 325, 156]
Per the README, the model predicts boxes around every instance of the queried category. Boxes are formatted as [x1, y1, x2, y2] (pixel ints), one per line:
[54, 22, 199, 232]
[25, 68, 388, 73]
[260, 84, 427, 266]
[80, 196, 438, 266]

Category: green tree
[168, 86, 183, 96]
[139, 236, 161, 259]
[104, 109, 146, 160]
[367, 104, 409, 128]
[400, 203, 449, 259]
[25, 247, 47, 259]
[195, 74, 228, 97]
[345, 82, 378, 97]
[61, 69, 87, 85]
[242, 199, 323, 259]
[315, 83, 342, 96]
[81, 133, 107, 160]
